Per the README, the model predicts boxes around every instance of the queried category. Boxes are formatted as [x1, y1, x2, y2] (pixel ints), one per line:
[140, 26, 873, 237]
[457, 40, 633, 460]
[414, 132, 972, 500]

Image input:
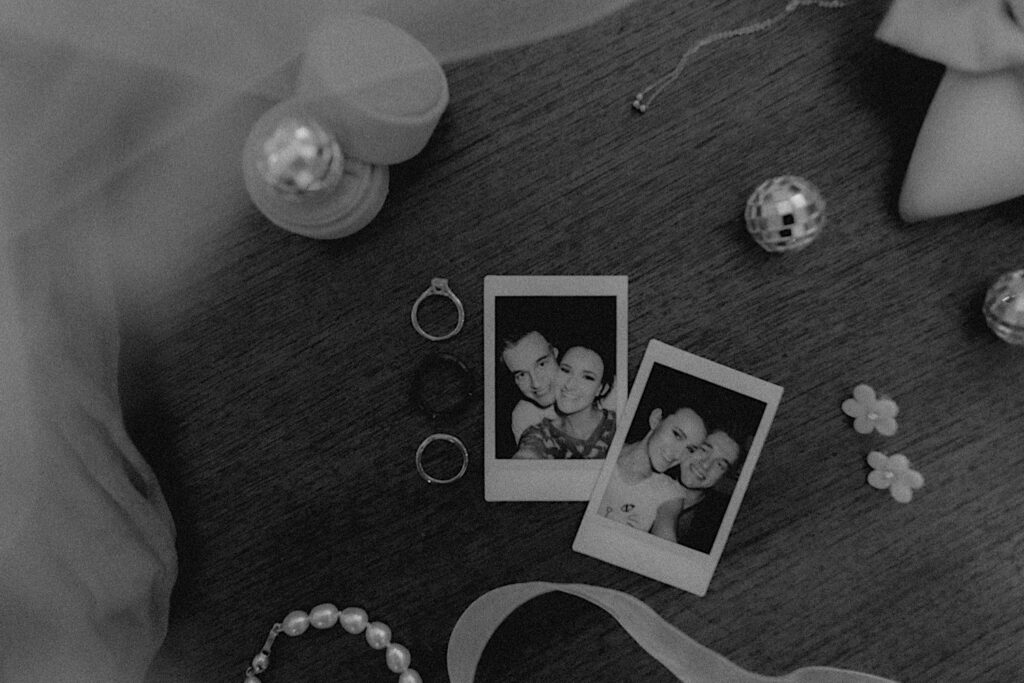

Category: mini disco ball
[984, 269, 1024, 345]
[744, 175, 826, 253]
[256, 115, 343, 197]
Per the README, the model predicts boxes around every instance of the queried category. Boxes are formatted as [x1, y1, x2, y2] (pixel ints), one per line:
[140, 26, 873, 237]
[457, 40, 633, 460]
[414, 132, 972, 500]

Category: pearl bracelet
[243, 603, 422, 682]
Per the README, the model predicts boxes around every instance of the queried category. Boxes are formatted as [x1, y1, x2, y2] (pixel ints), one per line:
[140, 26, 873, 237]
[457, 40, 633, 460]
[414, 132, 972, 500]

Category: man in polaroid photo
[499, 326, 561, 443]
[598, 405, 708, 535]
[666, 429, 741, 551]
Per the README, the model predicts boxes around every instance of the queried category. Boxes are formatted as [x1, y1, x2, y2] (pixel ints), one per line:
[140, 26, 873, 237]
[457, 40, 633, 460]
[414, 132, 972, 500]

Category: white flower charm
[867, 451, 924, 503]
[842, 384, 898, 436]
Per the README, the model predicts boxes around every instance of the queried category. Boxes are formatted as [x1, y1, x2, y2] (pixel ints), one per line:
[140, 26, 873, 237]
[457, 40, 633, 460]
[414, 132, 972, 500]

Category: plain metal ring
[415, 433, 468, 485]
[411, 277, 465, 341]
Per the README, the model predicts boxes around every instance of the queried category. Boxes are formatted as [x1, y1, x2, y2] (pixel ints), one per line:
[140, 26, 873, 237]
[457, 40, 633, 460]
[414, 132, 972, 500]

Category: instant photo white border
[572, 339, 783, 596]
[484, 275, 628, 501]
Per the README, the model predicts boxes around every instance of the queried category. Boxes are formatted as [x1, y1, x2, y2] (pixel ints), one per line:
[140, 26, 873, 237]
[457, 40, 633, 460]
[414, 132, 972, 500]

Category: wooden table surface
[127, 1, 1024, 680]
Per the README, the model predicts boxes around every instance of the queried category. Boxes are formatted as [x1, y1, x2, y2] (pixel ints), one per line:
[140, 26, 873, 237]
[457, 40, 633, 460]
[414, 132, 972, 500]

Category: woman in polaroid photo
[512, 342, 617, 460]
[598, 404, 715, 536]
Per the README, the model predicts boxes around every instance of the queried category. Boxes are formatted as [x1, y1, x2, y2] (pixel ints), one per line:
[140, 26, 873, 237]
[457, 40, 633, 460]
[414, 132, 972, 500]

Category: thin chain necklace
[633, 0, 854, 113]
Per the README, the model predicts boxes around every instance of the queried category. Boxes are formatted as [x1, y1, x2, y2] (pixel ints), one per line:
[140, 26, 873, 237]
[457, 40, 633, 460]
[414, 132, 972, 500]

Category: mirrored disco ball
[256, 116, 343, 197]
[984, 269, 1024, 345]
[745, 175, 825, 253]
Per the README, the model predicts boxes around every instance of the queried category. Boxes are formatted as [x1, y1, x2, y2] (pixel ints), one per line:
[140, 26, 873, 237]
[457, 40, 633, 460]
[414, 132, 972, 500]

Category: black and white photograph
[483, 275, 628, 501]
[573, 339, 783, 596]
[9, 2, 1024, 679]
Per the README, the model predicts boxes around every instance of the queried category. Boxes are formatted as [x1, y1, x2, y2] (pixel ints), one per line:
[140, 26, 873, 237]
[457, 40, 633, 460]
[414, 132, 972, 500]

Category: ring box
[295, 12, 450, 166]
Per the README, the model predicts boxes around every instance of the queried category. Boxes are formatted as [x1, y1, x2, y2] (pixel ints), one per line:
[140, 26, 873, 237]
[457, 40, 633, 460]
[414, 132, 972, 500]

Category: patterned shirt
[517, 409, 616, 459]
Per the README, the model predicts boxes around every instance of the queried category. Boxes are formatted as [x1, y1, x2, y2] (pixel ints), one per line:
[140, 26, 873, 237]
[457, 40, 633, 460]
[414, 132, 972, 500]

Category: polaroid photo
[573, 339, 783, 596]
[483, 275, 628, 501]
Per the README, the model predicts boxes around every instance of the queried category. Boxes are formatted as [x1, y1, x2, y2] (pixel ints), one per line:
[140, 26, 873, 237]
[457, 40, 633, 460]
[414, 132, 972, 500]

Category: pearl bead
[309, 603, 340, 629]
[399, 668, 423, 683]
[365, 621, 391, 649]
[282, 610, 310, 637]
[251, 652, 270, 673]
[244, 604, 418, 682]
[385, 642, 412, 672]
[339, 607, 369, 634]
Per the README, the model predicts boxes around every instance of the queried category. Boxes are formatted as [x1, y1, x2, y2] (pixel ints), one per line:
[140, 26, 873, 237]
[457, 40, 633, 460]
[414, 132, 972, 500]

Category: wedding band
[411, 278, 464, 341]
[415, 433, 468, 484]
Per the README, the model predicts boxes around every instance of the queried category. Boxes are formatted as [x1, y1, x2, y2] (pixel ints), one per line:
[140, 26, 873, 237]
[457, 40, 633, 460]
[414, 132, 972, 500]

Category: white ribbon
[447, 582, 899, 683]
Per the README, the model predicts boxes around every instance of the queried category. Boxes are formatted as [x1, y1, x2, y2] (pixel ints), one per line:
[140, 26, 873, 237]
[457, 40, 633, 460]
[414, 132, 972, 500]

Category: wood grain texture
[127, 1, 1024, 680]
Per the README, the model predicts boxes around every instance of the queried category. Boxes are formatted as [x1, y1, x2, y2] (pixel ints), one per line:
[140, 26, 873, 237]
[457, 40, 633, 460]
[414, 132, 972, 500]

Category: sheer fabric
[0, 2, 639, 679]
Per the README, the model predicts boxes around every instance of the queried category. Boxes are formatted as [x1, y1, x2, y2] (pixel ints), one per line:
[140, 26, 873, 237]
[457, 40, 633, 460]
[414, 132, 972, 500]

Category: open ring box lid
[296, 12, 450, 166]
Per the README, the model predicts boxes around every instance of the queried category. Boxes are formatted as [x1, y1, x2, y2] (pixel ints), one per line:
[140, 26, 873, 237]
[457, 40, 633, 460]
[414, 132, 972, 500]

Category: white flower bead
[385, 642, 412, 672]
[365, 621, 391, 649]
[339, 607, 369, 634]
[251, 652, 270, 673]
[399, 668, 422, 683]
[282, 610, 310, 637]
[309, 603, 340, 629]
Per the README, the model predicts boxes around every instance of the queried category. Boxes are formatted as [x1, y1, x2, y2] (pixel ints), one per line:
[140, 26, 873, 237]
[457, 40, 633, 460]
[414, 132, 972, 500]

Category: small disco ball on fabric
[984, 269, 1024, 345]
[744, 175, 826, 253]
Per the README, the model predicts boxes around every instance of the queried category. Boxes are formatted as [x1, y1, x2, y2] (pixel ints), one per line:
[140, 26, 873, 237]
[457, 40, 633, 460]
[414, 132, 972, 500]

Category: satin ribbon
[447, 582, 898, 683]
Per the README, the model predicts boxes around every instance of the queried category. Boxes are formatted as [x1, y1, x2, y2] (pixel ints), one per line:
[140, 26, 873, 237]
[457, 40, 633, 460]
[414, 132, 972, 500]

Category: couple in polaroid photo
[483, 276, 782, 595]
[597, 398, 739, 553]
[499, 317, 618, 461]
